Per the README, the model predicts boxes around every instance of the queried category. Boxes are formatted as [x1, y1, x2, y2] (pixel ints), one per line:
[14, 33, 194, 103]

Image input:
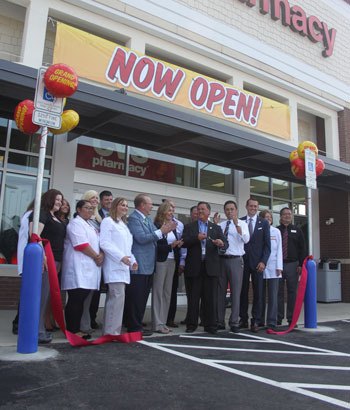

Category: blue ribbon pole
[304, 258, 317, 328]
[17, 243, 43, 353]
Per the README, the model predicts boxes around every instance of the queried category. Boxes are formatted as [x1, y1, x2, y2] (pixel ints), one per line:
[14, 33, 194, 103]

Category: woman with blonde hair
[80, 189, 103, 333]
[100, 197, 137, 335]
[152, 201, 183, 334]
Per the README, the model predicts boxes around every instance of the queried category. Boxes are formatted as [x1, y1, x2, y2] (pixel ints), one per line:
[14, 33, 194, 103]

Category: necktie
[224, 220, 230, 237]
[282, 227, 288, 259]
[248, 218, 253, 237]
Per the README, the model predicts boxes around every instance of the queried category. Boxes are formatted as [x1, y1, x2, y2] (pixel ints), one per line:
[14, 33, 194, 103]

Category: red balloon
[14, 100, 40, 134]
[44, 63, 78, 97]
[316, 158, 325, 176]
[291, 158, 305, 179]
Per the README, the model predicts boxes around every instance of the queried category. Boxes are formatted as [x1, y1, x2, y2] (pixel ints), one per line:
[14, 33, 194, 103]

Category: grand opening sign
[53, 23, 290, 140]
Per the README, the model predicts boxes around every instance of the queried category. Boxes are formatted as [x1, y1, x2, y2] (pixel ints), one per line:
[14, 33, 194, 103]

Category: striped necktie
[248, 218, 253, 237]
[224, 220, 230, 237]
[282, 227, 288, 259]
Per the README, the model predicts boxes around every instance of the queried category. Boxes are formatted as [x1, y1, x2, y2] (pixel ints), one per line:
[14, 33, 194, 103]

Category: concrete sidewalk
[1, 303, 349, 348]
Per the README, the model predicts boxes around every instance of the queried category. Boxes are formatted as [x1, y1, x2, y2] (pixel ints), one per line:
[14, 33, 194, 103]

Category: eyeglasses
[82, 206, 94, 211]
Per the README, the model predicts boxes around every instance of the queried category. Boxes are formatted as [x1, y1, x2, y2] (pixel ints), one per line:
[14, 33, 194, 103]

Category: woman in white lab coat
[100, 197, 137, 335]
[259, 210, 282, 331]
[61, 200, 103, 339]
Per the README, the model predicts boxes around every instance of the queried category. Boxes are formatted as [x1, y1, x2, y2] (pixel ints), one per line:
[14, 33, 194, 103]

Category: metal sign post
[304, 148, 317, 328]
[31, 67, 64, 233]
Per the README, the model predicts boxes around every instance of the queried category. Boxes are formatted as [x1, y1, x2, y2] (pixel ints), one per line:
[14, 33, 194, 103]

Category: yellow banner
[53, 22, 290, 140]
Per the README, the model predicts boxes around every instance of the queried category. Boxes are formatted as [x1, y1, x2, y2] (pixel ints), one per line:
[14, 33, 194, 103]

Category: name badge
[258, 227, 262, 230]
[291, 229, 297, 233]
[202, 246, 206, 256]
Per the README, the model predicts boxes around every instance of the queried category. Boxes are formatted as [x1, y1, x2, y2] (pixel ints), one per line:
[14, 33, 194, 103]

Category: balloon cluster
[289, 141, 325, 179]
[13, 63, 79, 135]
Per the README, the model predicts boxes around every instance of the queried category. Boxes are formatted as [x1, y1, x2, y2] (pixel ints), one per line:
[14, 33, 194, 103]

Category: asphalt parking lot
[1, 319, 349, 410]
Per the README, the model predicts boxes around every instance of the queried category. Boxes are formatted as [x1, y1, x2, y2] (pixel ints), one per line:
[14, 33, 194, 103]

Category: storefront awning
[1, 59, 349, 191]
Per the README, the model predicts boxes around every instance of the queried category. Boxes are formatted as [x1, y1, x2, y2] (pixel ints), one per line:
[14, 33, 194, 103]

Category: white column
[324, 114, 339, 160]
[51, 134, 78, 209]
[289, 98, 299, 146]
[20, 0, 49, 67]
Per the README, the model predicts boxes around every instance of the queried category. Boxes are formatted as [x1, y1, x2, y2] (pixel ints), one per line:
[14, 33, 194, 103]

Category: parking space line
[181, 333, 350, 356]
[213, 360, 350, 370]
[151, 342, 347, 356]
[141, 341, 350, 409]
[285, 383, 350, 391]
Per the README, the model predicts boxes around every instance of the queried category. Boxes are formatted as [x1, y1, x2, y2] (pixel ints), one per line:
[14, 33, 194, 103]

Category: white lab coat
[263, 225, 283, 279]
[100, 217, 135, 284]
[61, 215, 101, 290]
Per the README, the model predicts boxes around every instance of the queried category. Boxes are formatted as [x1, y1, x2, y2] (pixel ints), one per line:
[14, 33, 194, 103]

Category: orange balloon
[44, 63, 78, 97]
[14, 100, 40, 134]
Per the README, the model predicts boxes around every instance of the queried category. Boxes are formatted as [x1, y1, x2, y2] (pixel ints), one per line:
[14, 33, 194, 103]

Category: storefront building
[0, 0, 349, 307]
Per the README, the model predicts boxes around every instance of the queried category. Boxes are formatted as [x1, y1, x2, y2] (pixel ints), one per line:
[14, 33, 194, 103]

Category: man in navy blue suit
[239, 198, 271, 332]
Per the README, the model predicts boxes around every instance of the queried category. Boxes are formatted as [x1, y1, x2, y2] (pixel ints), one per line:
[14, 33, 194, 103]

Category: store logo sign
[238, 0, 337, 57]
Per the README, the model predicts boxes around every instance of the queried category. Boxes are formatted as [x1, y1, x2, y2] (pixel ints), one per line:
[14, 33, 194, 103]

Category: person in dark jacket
[277, 207, 306, 326]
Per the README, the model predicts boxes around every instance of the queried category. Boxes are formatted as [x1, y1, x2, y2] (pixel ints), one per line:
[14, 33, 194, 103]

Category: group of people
[14, 189, 306, 343]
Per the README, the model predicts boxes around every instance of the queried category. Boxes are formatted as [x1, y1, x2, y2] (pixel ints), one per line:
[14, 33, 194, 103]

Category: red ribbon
[266, 255, 312, 335]
[31, 234, 142, 346]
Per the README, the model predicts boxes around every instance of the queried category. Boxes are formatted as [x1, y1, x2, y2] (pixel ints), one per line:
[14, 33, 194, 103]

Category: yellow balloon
[49, 110, 79, 135]
[297, 141, 318, 160]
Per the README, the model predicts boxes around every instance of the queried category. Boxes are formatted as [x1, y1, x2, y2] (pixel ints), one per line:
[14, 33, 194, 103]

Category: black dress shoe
[277, 320, 282, 326]
[198, 322, 204, 327]
[267, 324, 277, 331]
[230, 326, 240, 333]
[204, 327, 217, 335]
[185, 326, 196, 333]
[180, 320, 187, 325]
[217, 324, 226, 330]
[239, 321, 249, 329]
[250, 323, 259, 333]
[142, 329, 153, 337]
[166, 321, 179, 328]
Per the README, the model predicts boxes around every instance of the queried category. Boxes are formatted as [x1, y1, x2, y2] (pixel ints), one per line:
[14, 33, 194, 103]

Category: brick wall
[174, 0, 350, 85]
[0, 276, 21, 309]
[0, 14, 23, 62]
[338, 108, 350, 164]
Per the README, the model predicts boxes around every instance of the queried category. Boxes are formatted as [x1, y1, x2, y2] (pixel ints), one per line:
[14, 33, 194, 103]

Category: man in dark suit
[182, 201, 228, 334]
[239, 198, 271, 332]
[277, 207, 306, 326]
[98, 190, 113, 219]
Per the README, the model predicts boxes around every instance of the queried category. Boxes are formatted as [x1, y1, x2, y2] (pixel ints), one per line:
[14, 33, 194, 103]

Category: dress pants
[38, 269, 50, 337]
[239, 263, 251, 323]
[250, 269, 264, 326]
[187, 261, 217, 329]
[80, 290, 93, 332]
[103, 282, 125, 335]
[167, 264, 179, 323]
[152, 259, 175, 331]
[124, 273, 153, 332]
[217, 257, 243, 327]
[265, 278, 279, 326]
[65, 288, 91, 333]
[278, 261, 299, 323]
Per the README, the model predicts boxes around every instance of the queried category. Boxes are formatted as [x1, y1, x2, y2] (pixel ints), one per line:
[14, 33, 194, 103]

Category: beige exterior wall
[0, 14, 23, 63]
[174, 0, 350, 85]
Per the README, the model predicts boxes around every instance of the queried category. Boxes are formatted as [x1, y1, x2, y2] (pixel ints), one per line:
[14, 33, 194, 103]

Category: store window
[129, 147, 196, 186]
[199, 163, 232, 193]
[0, 118, 8, 147]
[7, 152, 51, 175]
[250, 177, 306, 225]
[10, 126, 53, 155]
[0, 119, 53, 264]
[76, 136, 127, 175]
